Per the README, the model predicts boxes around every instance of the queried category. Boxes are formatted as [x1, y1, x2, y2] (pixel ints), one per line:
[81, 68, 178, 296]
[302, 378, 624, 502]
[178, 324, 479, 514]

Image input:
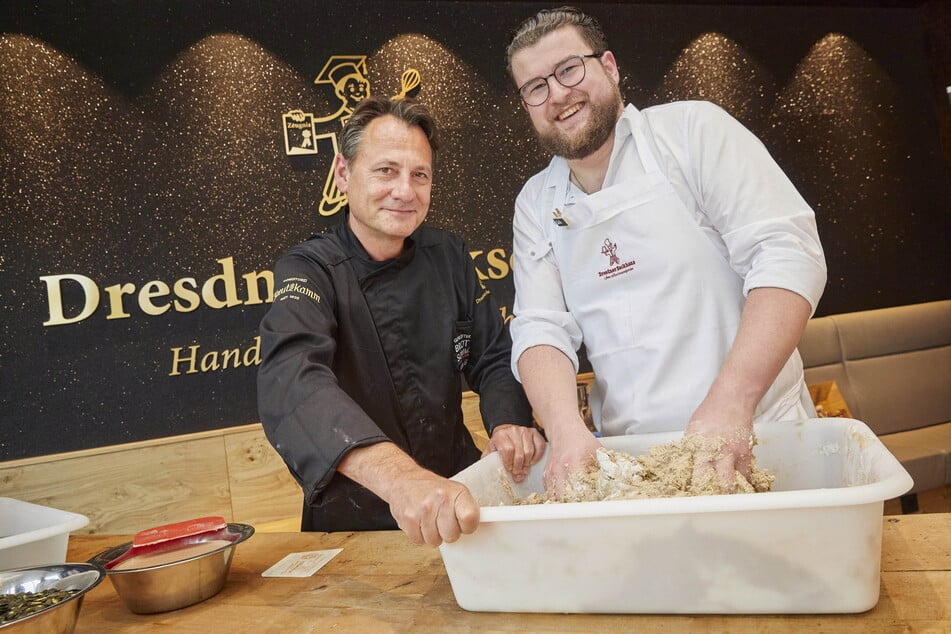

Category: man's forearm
[704, 286, 812, 412]
[338, 440, 481, 546]
[516, 345, 584, 440]
[337, 441, 420, 501]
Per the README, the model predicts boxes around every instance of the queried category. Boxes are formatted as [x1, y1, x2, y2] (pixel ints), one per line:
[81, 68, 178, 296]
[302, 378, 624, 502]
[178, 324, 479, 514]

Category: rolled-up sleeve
[681, 101, 827, 313]
[510, 183, 584, 380]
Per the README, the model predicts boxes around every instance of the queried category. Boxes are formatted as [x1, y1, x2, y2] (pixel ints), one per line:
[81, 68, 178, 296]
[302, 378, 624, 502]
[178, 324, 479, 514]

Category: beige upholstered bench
[798, 300, 951, 512]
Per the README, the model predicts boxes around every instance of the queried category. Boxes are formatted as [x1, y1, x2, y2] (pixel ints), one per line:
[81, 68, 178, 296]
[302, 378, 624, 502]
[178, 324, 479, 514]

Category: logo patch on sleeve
[273, 277, 322, 303]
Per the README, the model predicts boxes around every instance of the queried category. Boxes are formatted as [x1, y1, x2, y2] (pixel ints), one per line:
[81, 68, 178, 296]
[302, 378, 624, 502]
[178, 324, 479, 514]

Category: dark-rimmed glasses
[518, 53, 604, 107]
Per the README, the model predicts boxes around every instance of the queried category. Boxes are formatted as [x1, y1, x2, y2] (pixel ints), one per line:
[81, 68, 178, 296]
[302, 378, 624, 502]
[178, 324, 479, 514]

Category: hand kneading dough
[509, 434, 774, 505]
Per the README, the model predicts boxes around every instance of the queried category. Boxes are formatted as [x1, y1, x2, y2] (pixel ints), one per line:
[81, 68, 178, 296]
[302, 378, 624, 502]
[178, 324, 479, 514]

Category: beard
[535, 85, 623, 160]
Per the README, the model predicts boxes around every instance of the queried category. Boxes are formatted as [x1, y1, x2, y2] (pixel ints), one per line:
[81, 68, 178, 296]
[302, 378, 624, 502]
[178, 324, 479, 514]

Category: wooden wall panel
[0, 436, 233, 534]
[461, 392, 489, 451]
[0, 382, 599, 534]
[224, 429, 302, 526]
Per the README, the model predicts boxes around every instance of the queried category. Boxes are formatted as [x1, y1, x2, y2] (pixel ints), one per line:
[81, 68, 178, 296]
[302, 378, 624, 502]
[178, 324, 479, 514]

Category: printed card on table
[261, 549, 343, 578]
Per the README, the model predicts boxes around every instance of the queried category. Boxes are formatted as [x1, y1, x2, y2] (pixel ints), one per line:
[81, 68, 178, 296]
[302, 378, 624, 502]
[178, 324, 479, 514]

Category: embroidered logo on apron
[598, 237, 636, 279]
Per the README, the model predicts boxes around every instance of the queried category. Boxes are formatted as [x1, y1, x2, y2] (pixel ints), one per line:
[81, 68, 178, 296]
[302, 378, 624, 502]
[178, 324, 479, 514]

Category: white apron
[546, 112, 810, 435]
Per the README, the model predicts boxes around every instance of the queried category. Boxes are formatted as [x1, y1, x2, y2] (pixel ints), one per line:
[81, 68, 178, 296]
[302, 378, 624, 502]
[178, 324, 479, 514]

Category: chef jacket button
[530, 251, 535, 256]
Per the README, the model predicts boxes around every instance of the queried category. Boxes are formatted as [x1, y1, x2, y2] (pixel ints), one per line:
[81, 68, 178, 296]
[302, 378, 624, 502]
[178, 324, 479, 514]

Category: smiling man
[257, 96, 543, 545]
[505, 7, 827, 496]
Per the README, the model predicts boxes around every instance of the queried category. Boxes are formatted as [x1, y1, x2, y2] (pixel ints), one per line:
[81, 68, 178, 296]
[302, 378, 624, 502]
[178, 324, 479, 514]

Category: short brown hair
[505, 6, 609, 80]
[338, 96, 439, 163]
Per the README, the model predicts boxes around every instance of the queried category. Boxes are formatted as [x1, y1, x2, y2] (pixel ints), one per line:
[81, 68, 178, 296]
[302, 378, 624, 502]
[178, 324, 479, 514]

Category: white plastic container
[0, 498, 90, 569]
[440, 418, 913, 614]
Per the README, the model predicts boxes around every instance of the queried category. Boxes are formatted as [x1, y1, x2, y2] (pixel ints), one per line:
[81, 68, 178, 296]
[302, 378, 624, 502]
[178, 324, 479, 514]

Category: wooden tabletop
[67, 514, 950, 632]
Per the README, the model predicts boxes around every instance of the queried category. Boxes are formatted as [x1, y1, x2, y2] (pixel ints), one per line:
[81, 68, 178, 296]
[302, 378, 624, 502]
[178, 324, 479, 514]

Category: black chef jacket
[257, 212, 534, 532]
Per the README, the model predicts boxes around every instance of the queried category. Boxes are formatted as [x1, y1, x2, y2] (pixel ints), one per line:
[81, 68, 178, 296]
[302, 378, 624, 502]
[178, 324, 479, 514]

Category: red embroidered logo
[601, 238, 620, 265]
[598, 237, 636, 280]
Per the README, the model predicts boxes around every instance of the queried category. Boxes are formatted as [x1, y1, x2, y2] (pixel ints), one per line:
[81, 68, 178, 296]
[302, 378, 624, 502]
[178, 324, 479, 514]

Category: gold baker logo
[281, 55, 423, 217]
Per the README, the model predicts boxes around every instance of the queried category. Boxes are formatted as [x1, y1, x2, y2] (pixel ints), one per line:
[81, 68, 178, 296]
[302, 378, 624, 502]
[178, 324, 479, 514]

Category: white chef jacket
[511, 101, 827, 435]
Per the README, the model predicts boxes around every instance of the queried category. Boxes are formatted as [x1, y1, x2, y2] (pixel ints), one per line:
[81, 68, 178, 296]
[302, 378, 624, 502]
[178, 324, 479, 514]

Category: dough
[510, 434, 774, 505]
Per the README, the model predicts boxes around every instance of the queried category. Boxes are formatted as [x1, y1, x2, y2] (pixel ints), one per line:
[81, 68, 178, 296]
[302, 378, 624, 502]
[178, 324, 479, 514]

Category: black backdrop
[2, 0, 949, 460]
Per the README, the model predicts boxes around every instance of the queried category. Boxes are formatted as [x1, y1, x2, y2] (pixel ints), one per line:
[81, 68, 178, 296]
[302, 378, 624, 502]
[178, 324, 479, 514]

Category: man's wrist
[537, 414, 587, 442]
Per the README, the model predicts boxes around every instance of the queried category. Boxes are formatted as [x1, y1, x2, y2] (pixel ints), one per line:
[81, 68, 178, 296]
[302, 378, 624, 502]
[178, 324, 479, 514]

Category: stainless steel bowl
[87, 523, 253, 614]
[0, 563, 105, 633]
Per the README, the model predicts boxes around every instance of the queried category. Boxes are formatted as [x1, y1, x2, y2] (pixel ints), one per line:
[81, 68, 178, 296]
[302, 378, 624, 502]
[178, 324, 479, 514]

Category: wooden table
[67, 514, 950, 632]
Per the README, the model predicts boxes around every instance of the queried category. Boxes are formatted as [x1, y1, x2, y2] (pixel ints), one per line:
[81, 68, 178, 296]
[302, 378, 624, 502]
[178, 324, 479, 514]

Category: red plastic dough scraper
[104, 515, 229, 569]
[132, 515, 228, 547]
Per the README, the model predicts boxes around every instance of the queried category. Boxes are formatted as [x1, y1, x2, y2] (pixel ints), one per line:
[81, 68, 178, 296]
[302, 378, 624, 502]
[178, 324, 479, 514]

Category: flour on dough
[509, 434, 774, 505]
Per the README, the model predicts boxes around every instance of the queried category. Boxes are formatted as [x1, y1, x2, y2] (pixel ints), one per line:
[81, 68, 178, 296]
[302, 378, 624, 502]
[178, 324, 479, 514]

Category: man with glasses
[505, 7, 827, 497]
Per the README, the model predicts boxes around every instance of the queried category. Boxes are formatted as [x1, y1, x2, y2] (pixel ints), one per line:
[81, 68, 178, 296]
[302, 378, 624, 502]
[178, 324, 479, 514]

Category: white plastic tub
[0, 498, 90, 569]
[440, 418, 913, 614]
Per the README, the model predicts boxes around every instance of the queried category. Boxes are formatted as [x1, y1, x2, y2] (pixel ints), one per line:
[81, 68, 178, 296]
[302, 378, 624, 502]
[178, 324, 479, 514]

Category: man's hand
[338, 442, 479, 547]
[542, 419, 602, 500]
[482, 424, 547, 482]
[386, 470, 480, 547]
[686, 398, 754, 491]
[515, 346, 602, 499]
[685, 287, 813, 490]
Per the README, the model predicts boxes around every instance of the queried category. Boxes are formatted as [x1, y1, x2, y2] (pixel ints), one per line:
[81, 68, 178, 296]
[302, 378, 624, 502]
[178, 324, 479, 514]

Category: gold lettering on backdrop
[468, 249, 515, 322]
[468, 248, 513, 281]
[104, 282, 135, 319]
[41, 248, 512, 327]
[170, 344, 200, 375]
[242, 270, 272, 305]
[40, 274, 101, 326]
[40, 259, 275, 326]
[169, 336, 261, 377]
[201, 256, 241, 309]
[138, 280, 172, 316]
[291, 56, 422, 217]
[172, 278, 201, 312]
[200, 351, 219, 372]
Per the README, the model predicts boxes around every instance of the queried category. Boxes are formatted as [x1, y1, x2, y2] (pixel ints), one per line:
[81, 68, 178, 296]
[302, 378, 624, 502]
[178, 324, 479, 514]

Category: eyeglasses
[518, 53, 605, 107]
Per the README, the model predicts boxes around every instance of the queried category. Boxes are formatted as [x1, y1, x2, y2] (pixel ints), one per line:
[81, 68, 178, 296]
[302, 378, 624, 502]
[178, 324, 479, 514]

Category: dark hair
[338, 96, 439, 162]
[505, 6, 608, 79]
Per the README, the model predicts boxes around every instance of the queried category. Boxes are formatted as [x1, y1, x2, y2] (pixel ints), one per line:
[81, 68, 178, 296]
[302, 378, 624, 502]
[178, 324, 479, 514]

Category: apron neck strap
[627, 111, 662, 176]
